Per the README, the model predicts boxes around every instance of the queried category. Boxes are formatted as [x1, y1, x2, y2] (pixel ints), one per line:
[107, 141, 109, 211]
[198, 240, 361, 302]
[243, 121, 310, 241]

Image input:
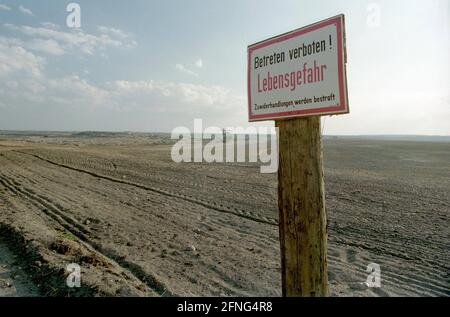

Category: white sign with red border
[247, 15, 348, 122]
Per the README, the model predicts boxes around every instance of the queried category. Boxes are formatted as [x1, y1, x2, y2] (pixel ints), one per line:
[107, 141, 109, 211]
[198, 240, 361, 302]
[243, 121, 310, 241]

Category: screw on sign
[247, 14, 349, 296]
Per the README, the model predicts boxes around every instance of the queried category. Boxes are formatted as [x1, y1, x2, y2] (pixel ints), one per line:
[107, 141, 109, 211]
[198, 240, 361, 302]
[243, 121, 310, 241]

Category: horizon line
[0, 129, 449, 138]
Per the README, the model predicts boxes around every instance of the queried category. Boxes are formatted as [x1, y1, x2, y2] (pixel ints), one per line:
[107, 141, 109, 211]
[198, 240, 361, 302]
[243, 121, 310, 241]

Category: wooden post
[276, 116, 328, 297]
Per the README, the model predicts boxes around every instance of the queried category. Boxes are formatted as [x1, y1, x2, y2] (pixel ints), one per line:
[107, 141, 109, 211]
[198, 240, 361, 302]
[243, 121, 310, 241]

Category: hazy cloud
[0, 37, 44, 77]
[40, 22, 59, 29]
[0, 35, 244, 116]
[4, 23, 137, 55]
[175, 64, 198, 77]
[98, 26, 132, 39]
[108, 80, 245, 117]
[48, 75, 112, 106]
[27, 38, 65, 55]
[0, 34, 64, 56]
[18, 5, 34, 16]
[0, 4, 11, 11]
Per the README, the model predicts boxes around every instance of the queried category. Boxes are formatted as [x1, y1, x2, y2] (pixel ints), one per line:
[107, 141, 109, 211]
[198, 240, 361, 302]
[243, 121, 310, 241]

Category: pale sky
[0, 0, 448, 134]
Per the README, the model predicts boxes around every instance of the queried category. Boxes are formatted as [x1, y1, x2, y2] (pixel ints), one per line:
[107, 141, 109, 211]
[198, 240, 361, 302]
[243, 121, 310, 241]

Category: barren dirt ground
[0, 133, 448, 297]
[0, 241, 39, 296]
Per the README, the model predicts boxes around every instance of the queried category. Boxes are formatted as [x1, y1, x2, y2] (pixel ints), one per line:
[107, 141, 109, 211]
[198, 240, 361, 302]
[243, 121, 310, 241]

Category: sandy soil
[0, 133, 448, 297]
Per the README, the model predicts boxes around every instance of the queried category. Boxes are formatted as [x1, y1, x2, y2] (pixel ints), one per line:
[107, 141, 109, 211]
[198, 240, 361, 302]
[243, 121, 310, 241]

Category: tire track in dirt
[2, 152, 280, 251]
[24, 149, 268, 199]
[42, 152, 276, 219]
[1, 163, 278, 296]
[2, 163, 90, 212]
[0, 172, 171, 296]
[3, 142, 448, 297]
[0, 174, 91, 237]
[328, 225, 450, 297]
[13, 150, 278, 226]
[5, 160, 446, 296]
[16, 148, 278, 221]
[332, 225, 448, 269]
[26, 148, 275, 204]
[327, 247, 449, 296]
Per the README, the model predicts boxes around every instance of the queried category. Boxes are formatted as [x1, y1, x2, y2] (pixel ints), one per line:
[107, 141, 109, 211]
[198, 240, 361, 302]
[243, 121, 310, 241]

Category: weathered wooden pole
[276, 116, 328, 297]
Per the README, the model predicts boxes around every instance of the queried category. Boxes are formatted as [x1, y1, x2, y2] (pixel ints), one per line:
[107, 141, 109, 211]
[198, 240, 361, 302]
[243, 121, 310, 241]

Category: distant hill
[1, 130, 449, 143]
[324, 135, 450, 142]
